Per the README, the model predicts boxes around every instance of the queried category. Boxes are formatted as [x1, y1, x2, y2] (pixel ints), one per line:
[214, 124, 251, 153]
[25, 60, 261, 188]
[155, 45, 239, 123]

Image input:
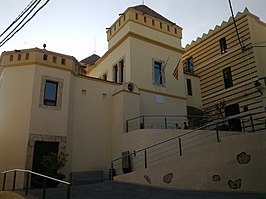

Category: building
[182, 8, 266, 132]
[0, 5, 186, 184]
[84, 4, 188, 160]
[86, 5, 186, 118]
[111, 9, 266, 193]
[1, 5, 266, 193]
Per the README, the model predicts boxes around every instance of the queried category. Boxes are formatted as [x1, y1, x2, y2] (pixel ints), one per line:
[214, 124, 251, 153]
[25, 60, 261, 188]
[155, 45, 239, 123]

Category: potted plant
[41, 151, 67, 187]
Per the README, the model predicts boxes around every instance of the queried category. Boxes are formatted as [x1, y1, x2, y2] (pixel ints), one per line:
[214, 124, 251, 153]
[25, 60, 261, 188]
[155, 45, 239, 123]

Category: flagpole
[155, 56, 170, 86]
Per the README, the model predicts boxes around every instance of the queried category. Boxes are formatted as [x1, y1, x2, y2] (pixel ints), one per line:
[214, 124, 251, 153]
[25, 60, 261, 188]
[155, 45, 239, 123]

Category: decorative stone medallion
[163, 173, 173, 184]
[228, 179, 242, 189]
[237, 152, 251, 164]
[212, 175, 221, 182]
[144, 175, 151, 184]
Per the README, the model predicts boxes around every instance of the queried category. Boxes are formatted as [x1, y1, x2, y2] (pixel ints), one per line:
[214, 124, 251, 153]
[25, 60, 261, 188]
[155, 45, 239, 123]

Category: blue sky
[1, 0, 266, 60]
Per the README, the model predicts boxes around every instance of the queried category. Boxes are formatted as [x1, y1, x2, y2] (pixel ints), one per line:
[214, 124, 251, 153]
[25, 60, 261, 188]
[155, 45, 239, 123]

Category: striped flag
[173, 59, 180, 80]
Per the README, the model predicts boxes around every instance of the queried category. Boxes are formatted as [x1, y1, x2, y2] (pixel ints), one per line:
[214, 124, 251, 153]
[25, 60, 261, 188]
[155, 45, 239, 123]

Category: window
[144, 16, 147, 23]
[52, 56, 57, 63]
[61, 58, 65, 65]
[187, 57, 194, 73]
[119, 60, 124, 83]
[123, 15, 126, 21]
[81, 89, 87, 96]
[167, 25, 170, 32]
[40, 76, 63, 110]
[135, 13, 138, 20]
[44, 80, 58, 106]
[114, 24, 116, 31]
[43, 54, 48, 61]
[223, 67, 233, 89]
[113, 64, 118, 83]
[102, 73, 107, 80]
[220, 37, 227, 54]
[160, 22, 162, 29]
[9, 55, 13, 61]
[118, 19, 121, 26]
[152, 19, 155, 26]
[186, 79, 192, 96]
[153, 61, 164, 86]
[25, 53, 29, 60]
[17, 54, 21, 61]
[175, 28, 177, 34]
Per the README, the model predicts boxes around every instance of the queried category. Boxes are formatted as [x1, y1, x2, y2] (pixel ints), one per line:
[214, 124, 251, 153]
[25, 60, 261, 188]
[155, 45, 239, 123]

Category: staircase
[0, 169, 70, 199]
[112, 113, 266, 193]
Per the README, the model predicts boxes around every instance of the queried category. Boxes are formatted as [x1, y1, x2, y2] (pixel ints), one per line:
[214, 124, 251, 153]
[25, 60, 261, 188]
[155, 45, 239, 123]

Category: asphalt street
[28, 181, 266, 199]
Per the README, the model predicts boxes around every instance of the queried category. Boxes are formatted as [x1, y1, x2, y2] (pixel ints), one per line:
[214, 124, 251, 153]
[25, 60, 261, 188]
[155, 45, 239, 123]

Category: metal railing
[1, 169, 70, 199]
[112, 112, 266, 179]
[126, 115, 209, 132]
[126, 113, 266, 133]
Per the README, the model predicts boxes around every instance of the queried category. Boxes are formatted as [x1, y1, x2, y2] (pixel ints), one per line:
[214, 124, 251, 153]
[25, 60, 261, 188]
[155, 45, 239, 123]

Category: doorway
[225, 104, 242, 132]
[31, 141, 59, 187]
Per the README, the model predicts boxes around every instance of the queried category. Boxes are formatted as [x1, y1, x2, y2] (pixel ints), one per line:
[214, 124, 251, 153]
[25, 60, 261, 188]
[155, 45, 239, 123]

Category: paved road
[28, 181, 266, 199]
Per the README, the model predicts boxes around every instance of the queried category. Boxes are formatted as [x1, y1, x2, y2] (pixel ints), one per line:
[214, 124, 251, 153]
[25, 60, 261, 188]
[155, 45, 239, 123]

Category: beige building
[86, 5, 186, 117]
[1, 5, 265, 193]
[0, 5, 186, 184]
[112, 9, 266, 193]
[182, 8, 266, 132]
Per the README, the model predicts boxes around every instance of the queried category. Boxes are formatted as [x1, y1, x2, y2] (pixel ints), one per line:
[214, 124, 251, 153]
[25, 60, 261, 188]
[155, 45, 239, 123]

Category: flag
[173, 59, 180, 80]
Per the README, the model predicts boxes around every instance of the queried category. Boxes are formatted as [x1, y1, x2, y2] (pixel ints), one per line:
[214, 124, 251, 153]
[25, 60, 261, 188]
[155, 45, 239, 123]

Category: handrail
[113, 118, 216, 163]
[112, 112, 265, 179]
[126, 114, 210, 132]
[1, 168, 70, 199]
[1, 169, 70, 185]
[127, 114, 211, 120]
[126, 111, 265, 132]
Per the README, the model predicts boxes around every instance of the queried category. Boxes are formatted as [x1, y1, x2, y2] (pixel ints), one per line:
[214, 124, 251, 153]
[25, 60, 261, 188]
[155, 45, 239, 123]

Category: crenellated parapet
[0, 48, 85, 75]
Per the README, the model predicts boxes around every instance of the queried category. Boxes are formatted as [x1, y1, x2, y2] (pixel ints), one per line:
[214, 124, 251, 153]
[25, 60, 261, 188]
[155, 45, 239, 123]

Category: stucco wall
[184, 73, 202, 109]
[30, 65, 71, 136]
[0, 66, 34, 171]
[89, 40, 131, 82]
[69, 77, 114, 173]
[129, 37, 184, 95]
[139, 91, 186, 116]
[111, 85, 141, 160]
[115, 131, 266, 193]
[0, 66, 35, 189]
